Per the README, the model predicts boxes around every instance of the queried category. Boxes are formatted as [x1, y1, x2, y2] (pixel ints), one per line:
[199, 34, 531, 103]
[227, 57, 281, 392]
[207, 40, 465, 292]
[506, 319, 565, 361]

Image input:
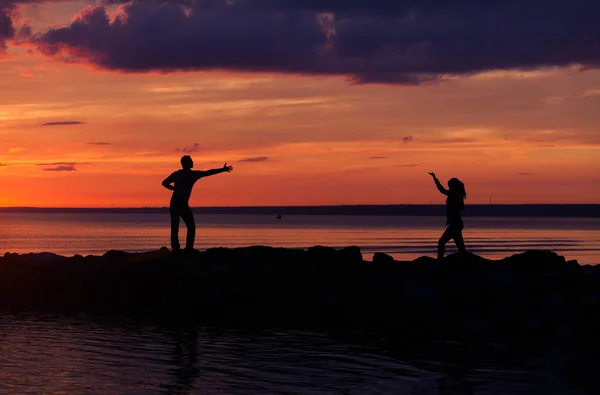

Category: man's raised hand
[428, 172, 436, 178]
[223, 163, 233, 172]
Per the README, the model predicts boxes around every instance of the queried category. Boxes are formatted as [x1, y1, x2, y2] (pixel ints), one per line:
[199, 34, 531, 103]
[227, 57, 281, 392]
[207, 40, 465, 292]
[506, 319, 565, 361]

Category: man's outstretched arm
[162, 173, 176, 190]
[195, 163, 233, 179]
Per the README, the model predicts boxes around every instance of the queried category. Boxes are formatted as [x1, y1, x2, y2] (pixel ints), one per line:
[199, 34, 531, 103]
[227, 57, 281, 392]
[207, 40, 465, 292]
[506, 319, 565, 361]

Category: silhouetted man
[162, 155, 233, 252]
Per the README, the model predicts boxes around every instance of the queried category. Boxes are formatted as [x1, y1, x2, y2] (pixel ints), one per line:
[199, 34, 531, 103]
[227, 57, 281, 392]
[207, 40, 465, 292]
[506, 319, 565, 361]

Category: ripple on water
[0, 314, 590, 394]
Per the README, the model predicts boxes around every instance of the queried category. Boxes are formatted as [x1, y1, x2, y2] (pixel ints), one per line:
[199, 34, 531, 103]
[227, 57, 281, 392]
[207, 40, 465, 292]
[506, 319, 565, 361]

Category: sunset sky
[0, 0, 599, 207]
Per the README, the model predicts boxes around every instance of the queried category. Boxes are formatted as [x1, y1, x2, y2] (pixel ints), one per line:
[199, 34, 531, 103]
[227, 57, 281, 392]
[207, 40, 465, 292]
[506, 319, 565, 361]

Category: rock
[0, 246, 598, 359]
[337, 246, 363, 264]
[373, 252, 395, 264]
[306, 245, 337, 263]
[102, 250, 130, 260]
[21, 252, 65, 262]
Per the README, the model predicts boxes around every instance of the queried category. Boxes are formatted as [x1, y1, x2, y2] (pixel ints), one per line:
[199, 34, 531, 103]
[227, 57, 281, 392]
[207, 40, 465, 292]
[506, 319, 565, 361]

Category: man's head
[181, 155, 194, 169]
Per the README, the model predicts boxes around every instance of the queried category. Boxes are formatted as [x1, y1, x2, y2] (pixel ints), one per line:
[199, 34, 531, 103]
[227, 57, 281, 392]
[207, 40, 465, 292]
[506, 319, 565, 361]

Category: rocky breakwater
[1, 247, 599, 354]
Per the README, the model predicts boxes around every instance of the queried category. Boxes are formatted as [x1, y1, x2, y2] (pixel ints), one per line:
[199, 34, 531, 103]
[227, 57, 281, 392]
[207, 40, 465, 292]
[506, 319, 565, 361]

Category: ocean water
[0, 212, 599, 264]
[1, 214, 599, 395]
[0, 315, 588, 395]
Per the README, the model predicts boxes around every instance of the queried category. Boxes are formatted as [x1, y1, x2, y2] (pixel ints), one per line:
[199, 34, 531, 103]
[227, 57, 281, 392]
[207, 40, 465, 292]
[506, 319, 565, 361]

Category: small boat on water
[276, 214, 282, 220]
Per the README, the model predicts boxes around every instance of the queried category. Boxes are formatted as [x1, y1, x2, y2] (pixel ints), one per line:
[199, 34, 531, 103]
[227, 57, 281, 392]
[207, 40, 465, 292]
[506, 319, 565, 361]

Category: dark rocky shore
[1, 247, 599, 360]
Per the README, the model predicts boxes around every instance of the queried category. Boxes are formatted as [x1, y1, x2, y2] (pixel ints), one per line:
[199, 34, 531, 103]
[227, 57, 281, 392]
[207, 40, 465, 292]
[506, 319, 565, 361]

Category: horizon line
[1, 203, 599, 210]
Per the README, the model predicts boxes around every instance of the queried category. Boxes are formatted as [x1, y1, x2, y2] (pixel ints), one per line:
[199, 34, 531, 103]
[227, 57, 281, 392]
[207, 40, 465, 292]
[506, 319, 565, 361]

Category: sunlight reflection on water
[0, 213, 598, 264]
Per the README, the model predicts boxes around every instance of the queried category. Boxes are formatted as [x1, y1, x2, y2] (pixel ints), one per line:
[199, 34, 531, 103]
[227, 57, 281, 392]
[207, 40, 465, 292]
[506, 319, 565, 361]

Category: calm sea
[0, 212, 598, 264]
[0, 315, 588, 395]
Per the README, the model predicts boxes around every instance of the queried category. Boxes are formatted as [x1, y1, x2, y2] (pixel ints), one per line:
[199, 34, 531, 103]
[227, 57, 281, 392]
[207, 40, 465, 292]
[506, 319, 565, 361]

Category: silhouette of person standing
[429, 172, 467, 259]
[162, 156, 233, 252]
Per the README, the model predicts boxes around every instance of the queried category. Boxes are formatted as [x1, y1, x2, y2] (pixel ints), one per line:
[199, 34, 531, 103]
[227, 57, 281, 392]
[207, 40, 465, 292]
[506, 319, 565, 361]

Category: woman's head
[448, 178, 466, 199]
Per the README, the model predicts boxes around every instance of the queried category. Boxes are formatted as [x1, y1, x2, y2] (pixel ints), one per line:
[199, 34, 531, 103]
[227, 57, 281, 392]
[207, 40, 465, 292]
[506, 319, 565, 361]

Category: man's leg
[181, 205, 196, 251]
[170, 206, 181, 251]
[437, 226, 453, 260]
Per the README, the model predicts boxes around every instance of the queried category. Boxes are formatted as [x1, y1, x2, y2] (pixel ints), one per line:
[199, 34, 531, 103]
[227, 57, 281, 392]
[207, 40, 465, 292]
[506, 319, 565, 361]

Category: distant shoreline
[1, 204, 599, 217]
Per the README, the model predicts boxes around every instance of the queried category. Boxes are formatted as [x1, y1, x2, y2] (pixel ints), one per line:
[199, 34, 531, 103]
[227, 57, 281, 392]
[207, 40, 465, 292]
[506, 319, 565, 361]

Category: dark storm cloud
[101, 0, 195, 5]
[239, 156, 269, 162]
[42, 121, 84, 126]
[0, 1, 17, 50]
[36, 2, 326, 73]
[22, 0, 600, 83]
[1, 1, 68, 50]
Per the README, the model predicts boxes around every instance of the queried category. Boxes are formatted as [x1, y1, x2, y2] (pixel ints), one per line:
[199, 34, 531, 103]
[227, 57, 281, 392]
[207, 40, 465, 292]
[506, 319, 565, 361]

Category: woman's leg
[438, 226, 453, 260]
[453, 222, 466, 253]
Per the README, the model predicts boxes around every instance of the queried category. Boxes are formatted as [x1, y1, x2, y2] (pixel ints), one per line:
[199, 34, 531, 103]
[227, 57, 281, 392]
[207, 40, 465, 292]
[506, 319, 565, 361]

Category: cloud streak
[41, 164, 77, 172]
[36, 161, 88, 172]
[30, 0, 600, 84]
[42, 121, 84, 126]
[239, 156, 269, 162]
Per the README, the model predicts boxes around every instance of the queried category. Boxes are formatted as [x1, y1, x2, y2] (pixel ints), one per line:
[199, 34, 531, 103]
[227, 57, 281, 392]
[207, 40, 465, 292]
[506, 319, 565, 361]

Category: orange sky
[0, 1, 599, 207]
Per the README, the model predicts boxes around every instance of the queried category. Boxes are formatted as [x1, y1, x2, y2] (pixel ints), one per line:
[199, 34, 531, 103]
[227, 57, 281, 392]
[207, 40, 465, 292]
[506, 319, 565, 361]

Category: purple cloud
[402, 135, 413, 144]
[0, 1, 16, 51]
[1, 1, 66, 50]
[29, 0, 600, 84]
[86, 142, 111, 145]
[369, 156, 388, 159]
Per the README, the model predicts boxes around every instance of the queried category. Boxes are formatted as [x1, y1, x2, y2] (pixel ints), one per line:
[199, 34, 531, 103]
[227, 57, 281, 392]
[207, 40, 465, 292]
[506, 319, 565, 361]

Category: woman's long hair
[448, 178, 467, 200]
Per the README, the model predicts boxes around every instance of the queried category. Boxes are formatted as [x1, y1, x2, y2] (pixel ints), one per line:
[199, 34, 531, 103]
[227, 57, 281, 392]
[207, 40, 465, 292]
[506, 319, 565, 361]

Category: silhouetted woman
[429, 172, 467, 259]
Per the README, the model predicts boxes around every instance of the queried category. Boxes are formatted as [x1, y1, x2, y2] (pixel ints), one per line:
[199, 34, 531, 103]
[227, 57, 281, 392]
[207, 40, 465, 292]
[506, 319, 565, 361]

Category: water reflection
[163, 326, 199, 394]
[0, 315, 590, 394]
